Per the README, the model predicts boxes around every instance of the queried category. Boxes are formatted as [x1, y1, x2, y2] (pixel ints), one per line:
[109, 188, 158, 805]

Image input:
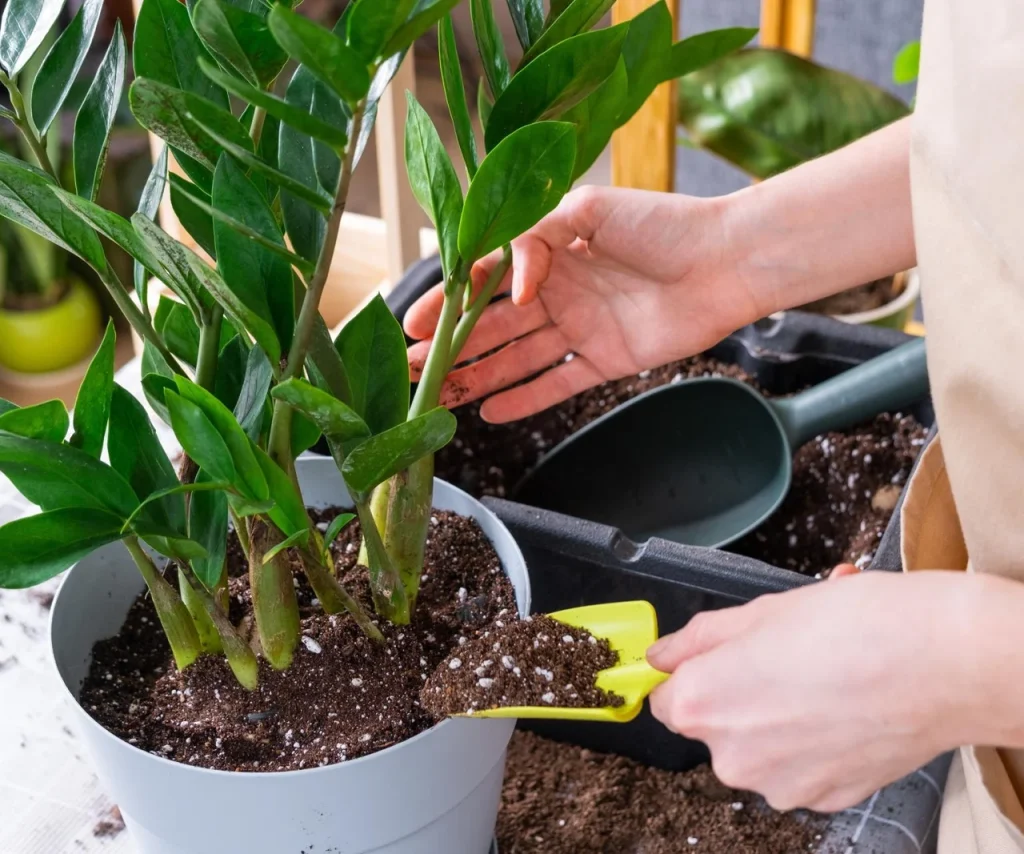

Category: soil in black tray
[498, 731, 828, 854]
[435, 353, 928, 576]
[79, 510, 517, 772]
[422, 614, 622, 716]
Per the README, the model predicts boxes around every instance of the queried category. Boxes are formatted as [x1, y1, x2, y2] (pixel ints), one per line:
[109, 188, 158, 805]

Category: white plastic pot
[50, 456, 530, 854]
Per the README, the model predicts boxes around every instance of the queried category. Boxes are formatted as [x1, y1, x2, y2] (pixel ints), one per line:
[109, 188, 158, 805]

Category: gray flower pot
[50, 456, 531, 854]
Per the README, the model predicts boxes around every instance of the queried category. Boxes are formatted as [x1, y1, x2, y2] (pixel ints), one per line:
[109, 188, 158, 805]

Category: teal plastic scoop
[514, 337, 928, 548]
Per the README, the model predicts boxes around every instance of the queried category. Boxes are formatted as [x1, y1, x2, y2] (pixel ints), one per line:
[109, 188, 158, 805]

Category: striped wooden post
[760, 0, 816, 57]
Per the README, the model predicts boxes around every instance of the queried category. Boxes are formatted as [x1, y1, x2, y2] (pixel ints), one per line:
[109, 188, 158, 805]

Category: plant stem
[98, 266, 184, 375]
[178, 566, 223, 653]
[247, 517, 300, 670]
[410, 278, 466, 418]
[449, 247, 513, 370]
[296, 545, 384, 642]
[0, 72, 57, 180]
[195, 308, 223, 390]
[249, 105, 268, 148]
[356, 497, 410, 624]
[124, 537, 202, 670]
[230, 506, 250, 555]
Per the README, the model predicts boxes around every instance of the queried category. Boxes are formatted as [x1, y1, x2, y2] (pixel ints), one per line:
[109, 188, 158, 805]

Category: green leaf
[270, 377, 370, 448]
[892, 40, 920, 85]
[438, 14, 477, 178]
[173, 376, 269, 502]
[192, 0, 288, 88]
[334, 294, 408, 434]
[131, 213, 211, 316]
[563, 57, 627, 180]
[262, 528, 309, 564]
[0, 433, 138, 517]
[0, 400, 68, 443]
[74, 20, 126, 201]
[134, 0, 227, 108]
[198, 59, 348, 152]
[189, 113, 333, 214]
[129, 77, 254, 172]
[0, 508, 125, 589]
[667, 27, 760, 80]
[507, 0, 544, 51]
[0, 152, 107, 273]
[134, 147, 168, 303]
[677, 48, 910, 180]
[267, 5, 370, 104]
[471, 0, 510, 100]
[165, 390, 237, 484]
[459, 121, 577, 263]
[522, 0, 615, 65]
[346, 0, 417, 62]
[311, 78, 344, 195]
[214, 334, 249, 411]
[341, 406, 456, 496]
[141, 343, 176, 424]
[404, 93, 463, 278]
[154, 295, 231, 367]
[307, 315, 353, 405]
[31, 0, 103, 135]
[546, 0, 573, 25]
[0, 0, 64, 76]
[212, 155, 295, 355]
[109, 384, 186, 539]
[234, 345, 274, 440]
[169, 173, 217, 259]
[250, 442, 307, 535]
[485, 24, 628, 150]
[477, 76, 493, 134]
[382, 0, 461, 56]
[323, 511, 355, 550]
[613, 0, 672, 126]
[189, 470, 228, 589]
[70, 319, 115, 456]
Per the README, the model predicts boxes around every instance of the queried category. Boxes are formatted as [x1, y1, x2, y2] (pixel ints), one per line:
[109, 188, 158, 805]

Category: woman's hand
[404, 186, 760, 422]
[645, 570, 1019, 813]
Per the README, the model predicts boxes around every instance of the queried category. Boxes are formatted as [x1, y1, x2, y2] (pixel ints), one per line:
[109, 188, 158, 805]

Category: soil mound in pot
[79, 510, 517, 772]
[422, 614, 622, 716]
[498, 731, 827, 854]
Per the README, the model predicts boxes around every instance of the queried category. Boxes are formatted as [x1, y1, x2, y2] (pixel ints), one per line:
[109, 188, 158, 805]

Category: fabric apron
[906, 0, 1024, 850]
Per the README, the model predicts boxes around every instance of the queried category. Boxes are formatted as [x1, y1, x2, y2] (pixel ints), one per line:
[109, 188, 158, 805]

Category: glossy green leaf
[459, 121, 577, 263]
[233, 345, 274, 440]
[250, 442, 307, 535]
[141, 343, 176, 424]
[334, 294, 408, 434]
[892, 41, 920, 85]
[133, 147, 168, 304]
[438, 14, 477, 178]
[70, 320, 115, 456]
[0, 400, 68, 443]
[545, 0, 573, 27]
[291, 411, 321, 457]
[198, 59, 348, 153]
[154, 296, 236, 367]
[0, 433, 137, 517]
[507, 0, 544, 51]
[134, 0, 227, 107]
[268, 5, 370, 104]
[471, 0, 510, 100]
[192, 0, 288, 88]
[109, 384, 186, 539]
[613, 0, 672, 126]
[0, 0, 64, 76]
[307, 315, 353, 405]
[667, 27, 760, 80]
[0, 151, 106, 273]
[131, 213, 211, 315]
[563, 57, 627, 180]
[262, 528, 309, 564]
[323, 511, 355, 550]
[165, 391, 237, 485]
[311, 78, 344, 195]
[677, 48, 910, 180]
[214, 334, 249, 411]
[524, 0, 614, 65]
[0, 508, 125, 588]
[169, 174, 216, 259]
[382, 0, 460, 56]
[129, 77, 254, 172]
[485, 24, 628, 149]
[477, 76, 493, 134]
[404, 93, 463, 278]
[212, 156, 295, 355]
[189, 470, 228, 589]
[173, 376, 269, 502]
[31, 0, 103, 135]
[341, 406, 456, 496]
[270, 378, 370, 448]
[346, 0, 417, 62]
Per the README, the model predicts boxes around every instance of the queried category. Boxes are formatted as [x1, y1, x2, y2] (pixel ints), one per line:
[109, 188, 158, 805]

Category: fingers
[647, 603, 763, 673]
[478, 355, 605, 423]
[403, 282, 446, 340]
[437, 325, 571, 409]
[830, 563, 861, 580]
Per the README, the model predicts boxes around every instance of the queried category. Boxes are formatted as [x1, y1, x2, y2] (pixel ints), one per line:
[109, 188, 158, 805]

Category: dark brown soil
[422, 614, 622, 717]
[498, 731, 827, 854]
[79, 510, 517, 772]
[799, 276, 900, 316]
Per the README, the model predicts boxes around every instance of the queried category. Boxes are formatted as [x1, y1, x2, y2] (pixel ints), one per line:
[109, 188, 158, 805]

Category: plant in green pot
[677, 47, 918, 328]
[0, 0, 751, 851]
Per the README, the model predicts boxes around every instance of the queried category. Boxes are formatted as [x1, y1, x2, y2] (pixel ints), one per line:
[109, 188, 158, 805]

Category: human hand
[404, 186, 760, 422]
[645, 570, 985, 812]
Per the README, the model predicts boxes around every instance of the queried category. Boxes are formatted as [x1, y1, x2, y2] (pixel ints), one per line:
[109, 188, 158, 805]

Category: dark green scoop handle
[770, 336, 928, 448]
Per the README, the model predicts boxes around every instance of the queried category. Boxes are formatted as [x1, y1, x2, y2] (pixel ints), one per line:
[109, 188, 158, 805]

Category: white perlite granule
[301, 636, 322, 654]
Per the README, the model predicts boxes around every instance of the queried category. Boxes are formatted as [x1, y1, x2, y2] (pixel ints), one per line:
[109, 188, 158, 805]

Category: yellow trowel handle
[595, 659, 671, 700]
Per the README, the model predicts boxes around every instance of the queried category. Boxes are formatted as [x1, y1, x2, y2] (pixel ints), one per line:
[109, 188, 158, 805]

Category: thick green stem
[178, 561, 259, 690]
[0, 72, 57, 179]
[230, 507, 250, 555]
[178, 566, 223, 653]
[99, 267, 184, 375]
[449, 247, 513, 370]
[124, 537, 202, 670]
[249, 105, 267, 148]
[410, 279, 466, 419]
[195, 308, 223, 390]
[247, 518, 300, 670]
[297, 545, 384, 642]
[381, 455, 434, 609]
[356, 498, 410, 624]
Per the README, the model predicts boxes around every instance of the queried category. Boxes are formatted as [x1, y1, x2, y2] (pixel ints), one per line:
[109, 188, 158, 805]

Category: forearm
[714, 117, 915, 318]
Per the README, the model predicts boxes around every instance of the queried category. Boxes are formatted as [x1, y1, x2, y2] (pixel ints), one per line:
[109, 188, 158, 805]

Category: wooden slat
[611, 0, 680, 192]
[760, 0, 816, 56]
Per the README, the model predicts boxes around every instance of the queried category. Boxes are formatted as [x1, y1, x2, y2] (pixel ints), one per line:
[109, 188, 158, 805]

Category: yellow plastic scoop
[463, 601, 669, 723]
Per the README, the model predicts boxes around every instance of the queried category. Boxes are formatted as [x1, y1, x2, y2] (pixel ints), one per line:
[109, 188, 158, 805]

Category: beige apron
[906, 0, 1024, 850]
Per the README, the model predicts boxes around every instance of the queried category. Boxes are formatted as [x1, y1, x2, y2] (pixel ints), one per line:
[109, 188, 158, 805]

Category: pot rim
[49, 471, 530, 780]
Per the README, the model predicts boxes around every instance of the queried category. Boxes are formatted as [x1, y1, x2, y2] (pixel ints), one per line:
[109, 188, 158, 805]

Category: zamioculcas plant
[0, 0, 753, 693]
